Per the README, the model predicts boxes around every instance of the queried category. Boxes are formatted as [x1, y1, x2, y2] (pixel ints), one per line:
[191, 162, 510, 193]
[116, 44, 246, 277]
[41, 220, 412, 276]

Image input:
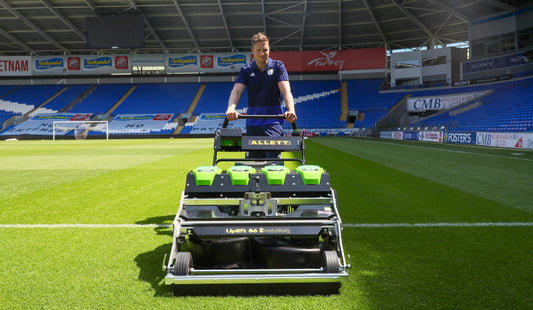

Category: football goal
[52, 120, 109, 140]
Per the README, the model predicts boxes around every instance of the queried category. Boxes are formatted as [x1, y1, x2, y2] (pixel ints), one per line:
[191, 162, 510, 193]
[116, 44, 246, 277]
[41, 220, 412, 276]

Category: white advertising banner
[407, 91, 489, 112]
[31, 55, 130, 75]
[392, 131, 403, 140]
[166, 53, 249, 73]
[0, 56, 32, 76]
[523, 133, 533, 150]
[0, 113, 92, 136]
[419, 131, 443, 142]
[108, 114, 175, 134]
[476, 132, 528, 149]
[23, 53, 250, 76]
[380, 131, 393, 139]
[33, 56, 66, 75]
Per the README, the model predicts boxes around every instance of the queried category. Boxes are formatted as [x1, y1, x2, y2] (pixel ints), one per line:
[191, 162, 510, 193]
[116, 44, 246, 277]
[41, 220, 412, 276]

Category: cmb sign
[410, 98, 443, 111]
[407, 91, 487, 112]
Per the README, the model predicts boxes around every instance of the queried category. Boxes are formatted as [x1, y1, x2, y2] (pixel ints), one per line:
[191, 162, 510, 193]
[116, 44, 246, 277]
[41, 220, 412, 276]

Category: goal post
[52, 120, 109, 140]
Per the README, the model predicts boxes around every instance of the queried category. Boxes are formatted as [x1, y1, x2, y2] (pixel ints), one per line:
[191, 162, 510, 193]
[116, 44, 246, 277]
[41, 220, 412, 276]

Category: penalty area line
[0, 223, 532, 228]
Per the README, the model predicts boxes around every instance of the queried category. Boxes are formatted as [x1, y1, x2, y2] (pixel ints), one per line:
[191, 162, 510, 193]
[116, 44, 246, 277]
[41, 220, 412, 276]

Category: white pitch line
[0, 223, 172, 228]
[0, 223, 532, 228]
[343, 222, 533, 228]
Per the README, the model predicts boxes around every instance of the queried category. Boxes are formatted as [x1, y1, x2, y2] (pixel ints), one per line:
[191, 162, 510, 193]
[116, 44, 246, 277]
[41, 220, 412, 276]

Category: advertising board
[1, 48, 385, 77]
[0, 113, 92, 136]
[392, 131, 403, 140]
[0, 57, 31, 76]
[108, 114, 175, 134]
[380, 131, 393, 139]
[270, 48, 385, 72]
[523, 133, 533, 150]
[407, 91, 488, 112]
[403, 132, 419, 141]
[462, 51, 530, 74]
[419, 131, 443, 142]
[443, 132, 476, 144]
[476, 132, 528, 149]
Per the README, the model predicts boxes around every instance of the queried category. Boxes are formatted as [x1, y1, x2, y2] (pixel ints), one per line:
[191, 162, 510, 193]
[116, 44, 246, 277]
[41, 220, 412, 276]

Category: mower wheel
[323, 250, 339, 273]
[173, 252, 193, 276]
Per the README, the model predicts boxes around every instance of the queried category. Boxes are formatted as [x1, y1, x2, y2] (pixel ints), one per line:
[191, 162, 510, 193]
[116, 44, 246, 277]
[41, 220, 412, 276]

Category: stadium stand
[1, 76, 532, 137]
[113, 83, 199, 114]
[68, 84, 131, 114]
[193, 82, 246, 114]
[0, 85, 16, 97]
[38, 84, 93, 113]
[0, 85, 64, 124]
[2, 85, 64, 107]
[282, 80, 344, 130]
[346, 79, 405, 128]
[106, 83, 200, 135]
[187, 80, 346, 133]
[412, 77, 533, 132]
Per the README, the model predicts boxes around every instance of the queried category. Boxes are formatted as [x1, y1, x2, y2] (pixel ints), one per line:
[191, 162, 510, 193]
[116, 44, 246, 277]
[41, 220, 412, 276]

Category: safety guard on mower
[164, 115, 350, 294]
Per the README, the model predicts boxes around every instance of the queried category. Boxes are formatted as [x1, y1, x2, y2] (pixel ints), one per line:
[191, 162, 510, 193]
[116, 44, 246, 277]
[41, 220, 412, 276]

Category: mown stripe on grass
[361, 138, 533, 162]
[0, 222, 532, 228]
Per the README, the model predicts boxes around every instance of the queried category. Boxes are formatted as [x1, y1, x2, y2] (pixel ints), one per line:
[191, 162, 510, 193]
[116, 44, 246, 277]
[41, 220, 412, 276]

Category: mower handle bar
[222, 114, 297, 131]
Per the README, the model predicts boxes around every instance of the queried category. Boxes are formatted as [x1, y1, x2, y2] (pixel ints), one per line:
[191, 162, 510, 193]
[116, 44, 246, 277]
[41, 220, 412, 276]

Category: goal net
[52, 121, 109, 140]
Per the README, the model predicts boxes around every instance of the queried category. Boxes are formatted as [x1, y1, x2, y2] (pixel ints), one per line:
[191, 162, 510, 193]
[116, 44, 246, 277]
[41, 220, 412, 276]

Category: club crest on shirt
[267, 68, 274, 75]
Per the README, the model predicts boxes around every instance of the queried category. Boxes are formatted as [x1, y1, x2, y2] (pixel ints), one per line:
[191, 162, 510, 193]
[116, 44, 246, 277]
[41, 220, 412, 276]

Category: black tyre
[323, 250, 339, 273]
[172, 252, 192, 276]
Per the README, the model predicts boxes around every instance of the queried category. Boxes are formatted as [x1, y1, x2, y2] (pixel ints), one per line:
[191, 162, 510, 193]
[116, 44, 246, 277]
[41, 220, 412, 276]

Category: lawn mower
[163, 115, 350, 295]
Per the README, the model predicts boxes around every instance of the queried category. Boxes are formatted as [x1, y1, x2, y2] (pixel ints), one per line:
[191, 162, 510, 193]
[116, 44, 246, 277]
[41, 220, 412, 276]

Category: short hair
[251, 32, 269, 47]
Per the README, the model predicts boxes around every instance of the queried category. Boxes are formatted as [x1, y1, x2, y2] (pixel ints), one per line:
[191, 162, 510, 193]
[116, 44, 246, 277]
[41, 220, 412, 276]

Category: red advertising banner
[115, 56, 128, 69]
[0, 56, 31, 76]
[67, 57, 80, 70]
[269, 48, 385, 72]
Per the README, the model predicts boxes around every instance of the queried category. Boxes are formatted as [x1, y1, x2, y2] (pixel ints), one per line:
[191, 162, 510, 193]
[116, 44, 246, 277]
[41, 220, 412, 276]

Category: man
[226, 32, 297, 159]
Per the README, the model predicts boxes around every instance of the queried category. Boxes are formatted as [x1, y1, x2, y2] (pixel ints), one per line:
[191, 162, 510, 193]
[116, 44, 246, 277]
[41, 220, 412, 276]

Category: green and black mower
[163, 115, 350, 295]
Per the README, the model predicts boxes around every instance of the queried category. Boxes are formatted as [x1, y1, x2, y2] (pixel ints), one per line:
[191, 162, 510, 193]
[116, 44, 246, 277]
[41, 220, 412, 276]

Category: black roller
[323, 250, 339, 273]
[187, 236, 250, 267]
[252, 238, 323, 269]
[173, 252, 192, 276]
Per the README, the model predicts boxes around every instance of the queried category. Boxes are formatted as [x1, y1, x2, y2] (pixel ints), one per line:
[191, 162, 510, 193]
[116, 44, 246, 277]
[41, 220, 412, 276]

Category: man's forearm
[284, 92, 295, 113]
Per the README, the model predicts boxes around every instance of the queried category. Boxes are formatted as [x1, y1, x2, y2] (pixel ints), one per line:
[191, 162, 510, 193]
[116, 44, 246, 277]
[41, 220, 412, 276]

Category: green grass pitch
[0, 137, 532, 309]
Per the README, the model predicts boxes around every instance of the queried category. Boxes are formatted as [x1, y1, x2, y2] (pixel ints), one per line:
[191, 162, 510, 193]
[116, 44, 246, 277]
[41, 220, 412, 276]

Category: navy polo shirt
[235, 58, 289, 126]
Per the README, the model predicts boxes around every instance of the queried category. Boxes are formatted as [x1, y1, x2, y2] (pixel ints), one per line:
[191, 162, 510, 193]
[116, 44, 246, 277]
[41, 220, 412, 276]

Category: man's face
[252, 41, 270, 65]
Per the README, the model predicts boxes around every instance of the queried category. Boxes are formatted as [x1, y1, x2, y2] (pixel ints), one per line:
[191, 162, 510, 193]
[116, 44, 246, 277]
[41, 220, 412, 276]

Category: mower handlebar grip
[222, 114, 298, 131]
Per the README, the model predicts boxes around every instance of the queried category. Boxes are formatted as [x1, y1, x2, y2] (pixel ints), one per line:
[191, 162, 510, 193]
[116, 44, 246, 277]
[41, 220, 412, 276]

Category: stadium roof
[0, 0, 530, 56]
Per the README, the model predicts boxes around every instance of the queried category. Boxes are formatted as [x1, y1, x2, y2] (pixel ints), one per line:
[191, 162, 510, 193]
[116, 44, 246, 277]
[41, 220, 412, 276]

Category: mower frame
[163, 115, 350, 291]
